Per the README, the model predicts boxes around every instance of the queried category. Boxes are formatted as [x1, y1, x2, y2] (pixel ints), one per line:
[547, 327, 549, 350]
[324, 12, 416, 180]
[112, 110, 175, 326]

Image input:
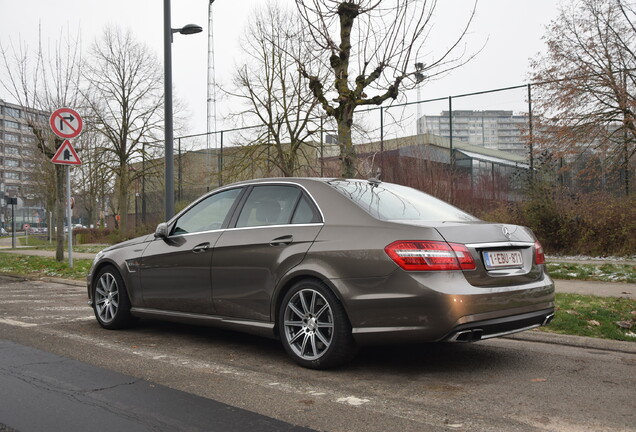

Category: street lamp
[163, 0, 202, 221]
[414, 62, 426, 141]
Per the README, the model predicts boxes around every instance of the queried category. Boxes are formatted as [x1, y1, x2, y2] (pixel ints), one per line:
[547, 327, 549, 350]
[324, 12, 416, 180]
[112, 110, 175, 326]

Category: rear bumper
[444, 308, 554, 342]
[330, 269, 555, 345]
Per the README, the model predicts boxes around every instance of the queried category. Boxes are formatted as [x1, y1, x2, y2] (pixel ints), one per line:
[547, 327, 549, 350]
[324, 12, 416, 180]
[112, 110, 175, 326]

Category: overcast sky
[0, 0, 562, 137]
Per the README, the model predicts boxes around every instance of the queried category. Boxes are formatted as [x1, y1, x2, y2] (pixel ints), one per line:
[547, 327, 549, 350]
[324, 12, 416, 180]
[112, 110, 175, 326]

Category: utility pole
[207, 0, 218, 188]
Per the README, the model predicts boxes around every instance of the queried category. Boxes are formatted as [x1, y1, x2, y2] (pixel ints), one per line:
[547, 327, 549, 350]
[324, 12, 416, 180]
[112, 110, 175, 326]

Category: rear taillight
[534, 240, 545, 265]
[385, 241, 476, 271]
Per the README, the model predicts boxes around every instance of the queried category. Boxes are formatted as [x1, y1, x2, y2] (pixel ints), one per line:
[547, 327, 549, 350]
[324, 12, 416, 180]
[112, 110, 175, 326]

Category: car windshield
[328, 180, 477, 222]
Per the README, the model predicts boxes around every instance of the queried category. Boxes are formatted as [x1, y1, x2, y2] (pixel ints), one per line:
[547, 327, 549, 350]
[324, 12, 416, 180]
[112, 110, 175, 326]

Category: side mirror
[154, 222, 168, 239]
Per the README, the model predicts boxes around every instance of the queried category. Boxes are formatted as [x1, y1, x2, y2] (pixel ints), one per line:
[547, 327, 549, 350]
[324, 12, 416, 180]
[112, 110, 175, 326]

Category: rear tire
[279, 279, 357, 369]
[92, 265, 134, 330]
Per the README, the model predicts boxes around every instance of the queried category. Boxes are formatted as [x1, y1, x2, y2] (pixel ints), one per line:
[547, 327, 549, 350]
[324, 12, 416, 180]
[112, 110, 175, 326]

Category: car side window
[291, 194, 321, 224]
[172, 188, 241, 235]
[236, 185, 301, 228]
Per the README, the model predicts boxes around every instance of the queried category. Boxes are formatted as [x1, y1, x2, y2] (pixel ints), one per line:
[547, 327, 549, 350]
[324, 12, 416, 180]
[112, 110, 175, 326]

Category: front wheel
[92, 265, 134, 330]
[279, 279, 357, 369]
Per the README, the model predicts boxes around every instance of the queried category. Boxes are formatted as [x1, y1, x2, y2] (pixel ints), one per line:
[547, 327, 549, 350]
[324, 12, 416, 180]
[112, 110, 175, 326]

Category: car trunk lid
[432, 221, 544, 288]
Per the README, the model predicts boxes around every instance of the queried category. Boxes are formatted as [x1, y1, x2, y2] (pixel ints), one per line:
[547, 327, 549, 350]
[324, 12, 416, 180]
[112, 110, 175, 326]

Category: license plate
[483, 250, 523, 269]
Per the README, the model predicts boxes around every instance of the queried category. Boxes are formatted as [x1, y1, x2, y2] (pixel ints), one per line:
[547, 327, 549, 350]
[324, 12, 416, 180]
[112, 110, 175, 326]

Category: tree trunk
[118, 169, 129, 235]
[337, 105, 356, 178]
[55, 165, 65, 262]
[625, 133, 630, 196]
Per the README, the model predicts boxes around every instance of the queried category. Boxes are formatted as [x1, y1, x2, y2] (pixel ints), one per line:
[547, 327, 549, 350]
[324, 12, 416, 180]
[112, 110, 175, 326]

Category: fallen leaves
[615, 320, 633, 329]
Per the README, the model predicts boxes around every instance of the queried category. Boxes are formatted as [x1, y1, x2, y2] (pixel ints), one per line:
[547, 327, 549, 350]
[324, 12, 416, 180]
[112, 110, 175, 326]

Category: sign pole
[11, 201, 15, 249]
[67, 165, 73, 268]
[49, 107, 83, 267]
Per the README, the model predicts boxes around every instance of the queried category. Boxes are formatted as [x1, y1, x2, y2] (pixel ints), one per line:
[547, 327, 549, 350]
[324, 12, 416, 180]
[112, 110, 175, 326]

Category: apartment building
[0, 99, 48, 228]
[417, 110, 529, 157]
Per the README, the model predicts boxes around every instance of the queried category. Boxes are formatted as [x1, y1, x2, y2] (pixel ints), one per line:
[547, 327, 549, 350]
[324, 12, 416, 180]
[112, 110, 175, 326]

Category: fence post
[380, 106, 384, 175]
[218, 131, 224, 186]
[527, 84, 534, 183]
[320, 117, 324, 177]
[141, 142, 146, 224]
[178, 137, 182, 202]
[448, 96, 454, 202]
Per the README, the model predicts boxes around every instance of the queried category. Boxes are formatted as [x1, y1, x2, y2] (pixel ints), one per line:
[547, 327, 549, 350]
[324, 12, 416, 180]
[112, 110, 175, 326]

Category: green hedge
[479, 188, 636, 256]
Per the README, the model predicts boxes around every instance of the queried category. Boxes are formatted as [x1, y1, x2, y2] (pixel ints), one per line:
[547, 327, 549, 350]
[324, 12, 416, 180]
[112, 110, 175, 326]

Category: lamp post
[414, 62, 425, 145]
[163, 0, 202, 220]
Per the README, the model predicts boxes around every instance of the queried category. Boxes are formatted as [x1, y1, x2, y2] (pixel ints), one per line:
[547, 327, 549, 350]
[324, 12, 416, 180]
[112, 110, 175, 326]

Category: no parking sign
[49, 107, 83, 139]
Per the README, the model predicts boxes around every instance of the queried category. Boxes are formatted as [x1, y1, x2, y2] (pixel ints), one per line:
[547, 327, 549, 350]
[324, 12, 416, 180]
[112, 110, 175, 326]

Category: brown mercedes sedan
[87, 178, 554, 369]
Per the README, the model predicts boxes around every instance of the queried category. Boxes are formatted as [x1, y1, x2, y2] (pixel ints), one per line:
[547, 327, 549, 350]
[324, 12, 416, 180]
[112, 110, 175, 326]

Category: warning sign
[49, 107, 83, 139]
[51, 140, 82, 165]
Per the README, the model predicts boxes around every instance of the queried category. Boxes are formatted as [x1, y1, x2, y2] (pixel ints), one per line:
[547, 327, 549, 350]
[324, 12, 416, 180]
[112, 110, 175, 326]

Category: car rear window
[328, 180, 477, 222]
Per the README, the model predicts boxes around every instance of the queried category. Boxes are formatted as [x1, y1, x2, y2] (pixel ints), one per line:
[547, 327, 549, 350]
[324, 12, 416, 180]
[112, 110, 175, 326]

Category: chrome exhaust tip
[448, 329, 484, 342]
[542, 313, 555, 326]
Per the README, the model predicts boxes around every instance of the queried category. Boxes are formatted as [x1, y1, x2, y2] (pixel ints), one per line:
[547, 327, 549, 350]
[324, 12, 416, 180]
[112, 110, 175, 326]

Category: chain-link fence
[128, 81, 634, 225]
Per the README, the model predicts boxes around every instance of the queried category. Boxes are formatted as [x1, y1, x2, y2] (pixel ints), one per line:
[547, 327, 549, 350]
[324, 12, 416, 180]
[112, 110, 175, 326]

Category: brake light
[385, 241, 476, 271]
[534, 240, 545, 265]
[450, 243, 476, 270]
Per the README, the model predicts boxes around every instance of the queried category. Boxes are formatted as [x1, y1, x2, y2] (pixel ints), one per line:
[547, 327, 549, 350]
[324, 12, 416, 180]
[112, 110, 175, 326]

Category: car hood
[101, 233, 155, 253]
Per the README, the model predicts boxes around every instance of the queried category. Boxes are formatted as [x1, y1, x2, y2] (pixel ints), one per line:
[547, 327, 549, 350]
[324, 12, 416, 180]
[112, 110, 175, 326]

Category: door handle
[192, 242, 210, 253]
[269, 235, 293, 246]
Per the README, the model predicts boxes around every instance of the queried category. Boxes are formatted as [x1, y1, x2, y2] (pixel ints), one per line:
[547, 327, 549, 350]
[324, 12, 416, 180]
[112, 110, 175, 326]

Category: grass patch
[546, 262, 636, 283]
[15, 235, 107, 254]
[538, 293, 636, 342]
[0, 252, 92, 280]
[31, 243, 106, 254]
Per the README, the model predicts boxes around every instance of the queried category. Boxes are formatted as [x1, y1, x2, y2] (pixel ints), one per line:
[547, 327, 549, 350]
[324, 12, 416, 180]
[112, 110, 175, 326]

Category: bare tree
[224, 2, 324, 177]
[294, 0, 477, 177]
[0, 28, 82, 260]
[82, 26, 164, 234]
[531, 0, 636, 195]
[73, 129, 114, 228]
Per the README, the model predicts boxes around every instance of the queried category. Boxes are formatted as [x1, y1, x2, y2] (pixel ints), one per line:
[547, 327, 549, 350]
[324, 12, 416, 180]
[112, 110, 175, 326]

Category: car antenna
[368, 169, 382, 187]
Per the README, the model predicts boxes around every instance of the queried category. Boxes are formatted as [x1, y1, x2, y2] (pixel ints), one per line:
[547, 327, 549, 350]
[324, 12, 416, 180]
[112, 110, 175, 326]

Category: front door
[139, 187, 243, 314]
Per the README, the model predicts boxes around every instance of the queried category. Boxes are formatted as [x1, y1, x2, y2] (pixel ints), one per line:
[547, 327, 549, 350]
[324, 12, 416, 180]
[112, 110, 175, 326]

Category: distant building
[0, 99, 48, 229]
[417, 110, 529, 157]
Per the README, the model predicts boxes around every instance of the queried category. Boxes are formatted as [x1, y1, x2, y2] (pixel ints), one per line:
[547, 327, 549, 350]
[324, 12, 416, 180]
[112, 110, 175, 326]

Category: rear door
[212, 184, 323, 321]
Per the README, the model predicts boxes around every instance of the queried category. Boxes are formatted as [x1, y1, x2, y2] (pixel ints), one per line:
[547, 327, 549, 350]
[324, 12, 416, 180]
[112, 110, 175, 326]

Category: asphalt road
[0, 276, 634, 432]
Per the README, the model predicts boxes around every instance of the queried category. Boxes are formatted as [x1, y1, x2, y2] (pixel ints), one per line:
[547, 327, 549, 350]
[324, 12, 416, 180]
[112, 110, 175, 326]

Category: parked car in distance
[88, 178, 554, 369]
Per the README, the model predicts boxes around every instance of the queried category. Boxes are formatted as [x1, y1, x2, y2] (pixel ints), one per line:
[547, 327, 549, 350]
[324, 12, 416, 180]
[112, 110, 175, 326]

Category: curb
[0, 273, 85, 288]
[41, 277, 85, 287]
[505, 330, 636, 354]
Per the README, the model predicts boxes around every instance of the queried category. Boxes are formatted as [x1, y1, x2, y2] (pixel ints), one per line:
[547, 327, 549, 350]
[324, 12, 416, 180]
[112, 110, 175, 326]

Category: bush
[478, 189, 636, 256]
[74, 224, 157, 245]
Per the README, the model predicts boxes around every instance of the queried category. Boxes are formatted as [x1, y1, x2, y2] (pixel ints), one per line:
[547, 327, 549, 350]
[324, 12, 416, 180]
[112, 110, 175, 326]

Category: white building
[417, 110, 529, 157]
[0, 99, 48, 229]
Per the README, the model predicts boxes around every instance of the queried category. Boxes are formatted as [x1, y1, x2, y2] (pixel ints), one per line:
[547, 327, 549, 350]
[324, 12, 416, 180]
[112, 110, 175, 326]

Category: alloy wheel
[95, 272, 119, 323]
[283, 288, 334, 360]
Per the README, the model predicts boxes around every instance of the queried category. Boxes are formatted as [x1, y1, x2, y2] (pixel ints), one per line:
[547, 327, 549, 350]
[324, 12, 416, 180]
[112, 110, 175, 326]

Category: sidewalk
[0, 246, 96, 260]
[547, 255, 636, 266]
[554, 279, 635, 299]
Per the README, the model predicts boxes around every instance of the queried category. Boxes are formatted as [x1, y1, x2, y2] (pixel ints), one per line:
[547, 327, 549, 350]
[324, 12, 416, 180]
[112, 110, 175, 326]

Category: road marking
[0, 300, 49, 304]
[0, 318, 38, 327]
[336, 396, 371, 406]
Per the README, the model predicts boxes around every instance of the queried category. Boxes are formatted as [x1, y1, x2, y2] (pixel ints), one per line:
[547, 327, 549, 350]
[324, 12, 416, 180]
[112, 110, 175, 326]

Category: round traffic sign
[49, 107, 83, 139]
